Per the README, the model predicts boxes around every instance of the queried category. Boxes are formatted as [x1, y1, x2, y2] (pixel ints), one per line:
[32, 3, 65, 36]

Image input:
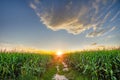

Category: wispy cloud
[91, 42, 97, 45]
[97, 45, 105, 48]
[107, 35, 113, 39]
[30, 3, 36, 10]
[0, 43, 38, 52]
[110, 26, 116, 31]
[110, 11, 120, 22]
[86, 29, 106, 37]
[86, 26, 116, 37]
[30, 0, 119, 37]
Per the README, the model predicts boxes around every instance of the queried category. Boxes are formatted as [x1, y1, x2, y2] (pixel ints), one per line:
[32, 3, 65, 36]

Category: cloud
[30, 3, 37, 10]
[83, 44, 106, 50]
[0, 43, 38, 52]
[110, 11, 120, 22]
[86, 26, 116, 37]
[107, 35, 114, 39]
[107, 35, 113, 39]
[97, 45, 105, 49]
[91, 43, 97, 45]
[110, 26, 116, 31]
[86, 29, 107, 37]
[90, 42, 105, 49]
[30, 0, 119, 36]
[34, 0, 40, 4]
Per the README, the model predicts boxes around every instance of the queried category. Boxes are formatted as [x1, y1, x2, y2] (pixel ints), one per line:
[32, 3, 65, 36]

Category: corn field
[0, 52, 52, 80]
[0, 49, 120, 80]
[64, 49, 120, 80]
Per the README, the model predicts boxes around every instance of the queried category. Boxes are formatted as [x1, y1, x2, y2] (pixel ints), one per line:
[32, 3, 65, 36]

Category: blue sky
[0, 0, 120, 51]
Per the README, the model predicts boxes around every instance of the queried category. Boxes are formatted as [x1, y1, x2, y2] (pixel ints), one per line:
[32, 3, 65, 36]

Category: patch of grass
[65, 68, 89, 80]
[41, 62, 57, 80]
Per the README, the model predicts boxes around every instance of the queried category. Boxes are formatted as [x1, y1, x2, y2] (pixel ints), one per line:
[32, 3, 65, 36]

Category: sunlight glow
[56, 51, 63, 56]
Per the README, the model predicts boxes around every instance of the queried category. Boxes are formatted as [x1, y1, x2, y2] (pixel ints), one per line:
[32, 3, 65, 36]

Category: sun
[56, 51, 63, 56]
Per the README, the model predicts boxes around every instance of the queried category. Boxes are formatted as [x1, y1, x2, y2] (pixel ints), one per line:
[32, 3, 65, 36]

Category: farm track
[42, 56, 89, 80]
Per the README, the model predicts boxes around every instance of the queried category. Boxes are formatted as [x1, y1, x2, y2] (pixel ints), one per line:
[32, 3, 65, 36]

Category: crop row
[0, 52, 52, 80]
[65, 50, 120, 80]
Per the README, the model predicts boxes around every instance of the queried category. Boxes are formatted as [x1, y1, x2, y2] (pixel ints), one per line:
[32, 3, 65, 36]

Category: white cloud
[86, 29, 106, 37]
[110, 11, 120, 22]
[102, 11, 111, 24]
[92, 1, 99, 14]
[30, 0, 119, 37]
[107, 35, 113, 38]
[30, 3, 37, 10]
[110, 26, 116, 31]
[66, 1, 72, 10]
[0, 43, 38, 52]
[86, 26, 116, 37]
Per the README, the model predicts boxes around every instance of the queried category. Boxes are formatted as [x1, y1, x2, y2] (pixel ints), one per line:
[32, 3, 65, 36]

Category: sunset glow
[56, 51, 63, 56]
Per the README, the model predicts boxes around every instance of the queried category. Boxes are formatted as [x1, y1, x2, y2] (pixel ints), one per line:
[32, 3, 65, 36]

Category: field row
[0, 52, 52, 80]
[64, 50, 120, 80]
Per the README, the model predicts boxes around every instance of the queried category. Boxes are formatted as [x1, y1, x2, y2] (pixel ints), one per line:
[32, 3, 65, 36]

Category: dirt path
[41, 55, 89, 80]
[52, 61, 68, 80]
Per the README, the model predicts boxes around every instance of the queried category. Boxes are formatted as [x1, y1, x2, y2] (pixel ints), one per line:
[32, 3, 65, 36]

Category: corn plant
[65, 49, 120, 80]
[0, 52, 52, 80]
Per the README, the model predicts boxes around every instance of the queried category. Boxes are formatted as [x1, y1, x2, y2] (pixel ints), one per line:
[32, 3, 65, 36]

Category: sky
[0, 0, 120, 51]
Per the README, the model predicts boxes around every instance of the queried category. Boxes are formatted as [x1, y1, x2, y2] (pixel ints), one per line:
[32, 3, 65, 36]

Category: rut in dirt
[52, 56, 69, 80]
